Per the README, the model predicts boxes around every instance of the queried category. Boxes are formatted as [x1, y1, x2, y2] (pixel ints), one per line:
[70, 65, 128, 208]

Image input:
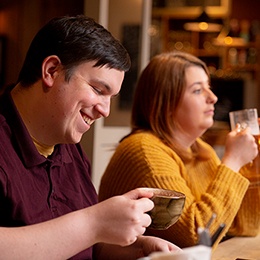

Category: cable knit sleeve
[99, 132, 251, 248]
[228, 161, 260, 237]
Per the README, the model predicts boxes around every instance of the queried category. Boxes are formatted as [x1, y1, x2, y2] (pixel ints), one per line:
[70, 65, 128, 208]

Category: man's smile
[81, 111, 94, 125]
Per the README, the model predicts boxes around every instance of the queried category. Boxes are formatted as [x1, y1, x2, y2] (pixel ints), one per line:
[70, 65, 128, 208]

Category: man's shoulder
[0, 114, 11, 137]
[0, 114, 6, 124]
[0, 115, 13, 170]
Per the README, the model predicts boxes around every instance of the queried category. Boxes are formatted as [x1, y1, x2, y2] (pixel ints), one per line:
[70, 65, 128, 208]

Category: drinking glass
[229, 108, 260, 188]
[229, 108, 259, 135]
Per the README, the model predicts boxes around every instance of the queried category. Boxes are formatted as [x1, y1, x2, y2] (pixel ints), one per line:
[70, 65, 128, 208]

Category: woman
[99, 51, 260, 248]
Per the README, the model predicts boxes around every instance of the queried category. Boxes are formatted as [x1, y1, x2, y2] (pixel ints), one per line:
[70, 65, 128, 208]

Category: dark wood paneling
[230, 1, 260, 20]
[0, 0, 84, 87]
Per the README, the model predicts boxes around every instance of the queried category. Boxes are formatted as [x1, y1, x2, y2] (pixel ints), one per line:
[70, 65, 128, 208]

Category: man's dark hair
[18, 15, 131, 86]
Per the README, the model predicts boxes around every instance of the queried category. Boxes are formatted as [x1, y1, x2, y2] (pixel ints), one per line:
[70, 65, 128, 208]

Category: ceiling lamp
[184, 7, 223, 32]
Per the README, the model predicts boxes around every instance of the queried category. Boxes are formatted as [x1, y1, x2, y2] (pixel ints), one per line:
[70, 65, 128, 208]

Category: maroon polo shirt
[0, 89, 98, 259]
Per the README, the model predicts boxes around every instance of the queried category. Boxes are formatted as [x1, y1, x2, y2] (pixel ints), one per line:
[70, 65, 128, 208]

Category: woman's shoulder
[118, 131, 176, 160]
[121, 131, 164, 147]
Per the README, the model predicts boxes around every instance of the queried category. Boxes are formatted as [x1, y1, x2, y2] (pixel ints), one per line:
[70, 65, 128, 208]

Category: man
[0, 15, 180, 259]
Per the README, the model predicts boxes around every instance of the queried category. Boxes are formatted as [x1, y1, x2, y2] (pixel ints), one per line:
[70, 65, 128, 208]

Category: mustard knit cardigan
[99, 132, 260, 248]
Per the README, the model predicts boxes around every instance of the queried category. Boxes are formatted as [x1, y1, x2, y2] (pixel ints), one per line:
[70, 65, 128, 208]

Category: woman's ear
[42, 55, 62, 87]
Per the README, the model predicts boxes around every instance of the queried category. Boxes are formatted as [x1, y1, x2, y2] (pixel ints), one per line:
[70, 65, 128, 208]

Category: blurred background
[1, 0, 260, 189]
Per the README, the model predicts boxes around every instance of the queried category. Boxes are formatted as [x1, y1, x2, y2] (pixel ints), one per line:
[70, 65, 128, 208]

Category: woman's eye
[194, 88, 202, 94]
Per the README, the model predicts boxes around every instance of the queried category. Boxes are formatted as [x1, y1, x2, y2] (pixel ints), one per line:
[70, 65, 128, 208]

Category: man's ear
[42, 55, 62, 87]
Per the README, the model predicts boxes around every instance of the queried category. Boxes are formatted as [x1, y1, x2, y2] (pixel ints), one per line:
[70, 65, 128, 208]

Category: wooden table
[212, 234, 260, 260]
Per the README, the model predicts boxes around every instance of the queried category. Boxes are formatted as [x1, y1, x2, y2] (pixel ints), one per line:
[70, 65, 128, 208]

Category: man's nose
[95, 98, 111, 118]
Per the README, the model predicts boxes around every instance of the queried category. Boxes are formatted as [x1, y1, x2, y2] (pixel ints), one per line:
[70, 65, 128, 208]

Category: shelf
[212, 37, 257, 48]
[224, 64, 259, 72]
[152, 7, 203, 19]
[151, 12, 260, 82]
[152, 0, 231, 19]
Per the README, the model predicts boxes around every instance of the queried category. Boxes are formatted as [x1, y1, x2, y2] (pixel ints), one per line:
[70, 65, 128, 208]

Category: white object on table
[138, 245, 211, 260]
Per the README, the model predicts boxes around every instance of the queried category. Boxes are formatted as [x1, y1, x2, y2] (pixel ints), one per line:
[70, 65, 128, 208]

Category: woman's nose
[207, 89, 218, 104]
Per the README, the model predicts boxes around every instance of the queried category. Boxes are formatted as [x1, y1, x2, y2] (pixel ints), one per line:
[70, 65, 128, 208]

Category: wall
[0, 0, 84, 87]
[103, 0, 143, 128]
[83, 0, 144, 189]
[230, 1, 260, 20]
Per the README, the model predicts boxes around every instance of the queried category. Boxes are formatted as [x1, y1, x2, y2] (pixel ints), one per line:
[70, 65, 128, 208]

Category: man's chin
[66, 133, 85, 144]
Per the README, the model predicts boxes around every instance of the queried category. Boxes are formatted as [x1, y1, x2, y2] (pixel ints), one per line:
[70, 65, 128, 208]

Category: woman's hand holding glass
[222, 126, 258, 172]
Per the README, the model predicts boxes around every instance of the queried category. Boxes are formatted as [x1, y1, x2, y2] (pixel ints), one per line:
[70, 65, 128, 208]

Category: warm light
[199, 22, 208, 31]
[174, 41, 184, 50]
[184, 22, 222, 32]
[149, 25, 158, 37]
[224, 36, 233, 45]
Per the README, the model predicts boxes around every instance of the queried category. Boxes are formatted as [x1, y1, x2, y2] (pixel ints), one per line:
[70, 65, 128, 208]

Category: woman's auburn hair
[130, 51, 211, 162]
